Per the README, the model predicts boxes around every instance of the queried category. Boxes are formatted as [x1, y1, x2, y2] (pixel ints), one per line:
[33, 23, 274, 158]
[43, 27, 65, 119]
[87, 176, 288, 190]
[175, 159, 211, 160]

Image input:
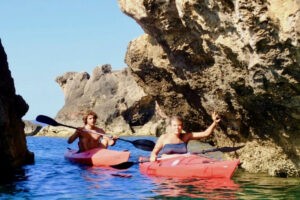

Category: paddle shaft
[55, 120, 242, 153]
[36, 115, 155, 151]
[58, 123, 140, 144]
[56, 122, 113, 138]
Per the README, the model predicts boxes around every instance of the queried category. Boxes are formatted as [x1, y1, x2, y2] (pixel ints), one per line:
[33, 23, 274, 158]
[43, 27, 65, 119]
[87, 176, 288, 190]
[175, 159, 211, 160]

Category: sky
[0, 1, 144, 120]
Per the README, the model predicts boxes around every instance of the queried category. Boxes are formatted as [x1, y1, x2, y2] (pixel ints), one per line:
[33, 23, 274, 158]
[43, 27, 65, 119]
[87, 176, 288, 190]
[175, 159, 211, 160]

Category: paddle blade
[36, 115, 59, 126]
[110, 162, 135, 170]
[215, 145, 244, 153]
[198, 145, 245, 154]
[132, 139, 155, 151]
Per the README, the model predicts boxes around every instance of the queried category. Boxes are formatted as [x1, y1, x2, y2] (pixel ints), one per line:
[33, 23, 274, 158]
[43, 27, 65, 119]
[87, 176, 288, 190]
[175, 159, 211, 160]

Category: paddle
[110, 145, 244, 170]
[191, 145, 245, 154]
[35, 115, 155, 151]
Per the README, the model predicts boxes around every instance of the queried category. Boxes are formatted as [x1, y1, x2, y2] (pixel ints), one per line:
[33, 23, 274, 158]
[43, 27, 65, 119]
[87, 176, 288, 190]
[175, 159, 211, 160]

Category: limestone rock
[53, 65, 158, 136]
[36, 126, 74, 137]
[119, 0, 300, 176]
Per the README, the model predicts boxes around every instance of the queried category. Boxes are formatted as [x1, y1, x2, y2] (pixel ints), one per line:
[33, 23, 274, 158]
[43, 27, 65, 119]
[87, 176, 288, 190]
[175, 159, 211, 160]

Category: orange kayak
[139, 154, 240, 179]
[65, 148, 130, 167]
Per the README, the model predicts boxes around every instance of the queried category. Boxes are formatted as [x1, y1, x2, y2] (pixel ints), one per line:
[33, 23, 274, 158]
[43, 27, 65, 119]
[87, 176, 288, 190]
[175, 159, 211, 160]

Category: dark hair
[82, 110, 98, 124]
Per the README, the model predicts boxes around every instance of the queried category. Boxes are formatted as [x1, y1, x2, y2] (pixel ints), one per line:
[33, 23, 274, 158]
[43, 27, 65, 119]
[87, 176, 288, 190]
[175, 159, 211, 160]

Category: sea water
[0, 136, 299, 199]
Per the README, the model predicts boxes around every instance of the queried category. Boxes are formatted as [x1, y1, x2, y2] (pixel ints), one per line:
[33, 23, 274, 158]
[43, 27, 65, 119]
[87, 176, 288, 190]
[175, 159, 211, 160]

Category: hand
[212, 111, 221, 123]
[109, 135, 118, 146]
[112, 135, 119, 140]
[150, 154, 157, 162]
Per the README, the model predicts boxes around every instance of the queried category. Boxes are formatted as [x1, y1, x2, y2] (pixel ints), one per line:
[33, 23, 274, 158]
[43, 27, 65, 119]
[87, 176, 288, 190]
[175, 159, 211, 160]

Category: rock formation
[24, 120, 43, 136]
[118, 0, 300, 177]
[0, 39, 34, 179]
[51, 64, 160, 137]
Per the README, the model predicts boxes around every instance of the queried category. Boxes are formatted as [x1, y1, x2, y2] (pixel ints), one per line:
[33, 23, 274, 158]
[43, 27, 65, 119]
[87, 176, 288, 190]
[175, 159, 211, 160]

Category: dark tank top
[160, 143, 188, 155]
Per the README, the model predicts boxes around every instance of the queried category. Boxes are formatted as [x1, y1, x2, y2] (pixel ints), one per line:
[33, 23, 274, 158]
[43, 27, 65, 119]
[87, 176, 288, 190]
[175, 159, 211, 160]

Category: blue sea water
[0, 136, 299, 199]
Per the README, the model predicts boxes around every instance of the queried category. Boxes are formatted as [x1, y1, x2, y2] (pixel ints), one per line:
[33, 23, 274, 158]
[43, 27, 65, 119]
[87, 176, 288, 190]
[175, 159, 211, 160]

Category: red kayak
[65, 148, 130, 167]
[139, 154, 240, 179]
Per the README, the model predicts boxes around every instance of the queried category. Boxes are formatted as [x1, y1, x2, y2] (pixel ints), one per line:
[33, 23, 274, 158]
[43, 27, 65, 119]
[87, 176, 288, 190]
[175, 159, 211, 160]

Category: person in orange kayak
[150, 111, 221, 162]
[68, 110, 118, 152]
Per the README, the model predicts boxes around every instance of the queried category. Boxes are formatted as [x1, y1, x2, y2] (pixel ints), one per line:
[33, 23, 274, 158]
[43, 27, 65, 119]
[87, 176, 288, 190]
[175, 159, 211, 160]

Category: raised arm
[187, 111, 221, 140]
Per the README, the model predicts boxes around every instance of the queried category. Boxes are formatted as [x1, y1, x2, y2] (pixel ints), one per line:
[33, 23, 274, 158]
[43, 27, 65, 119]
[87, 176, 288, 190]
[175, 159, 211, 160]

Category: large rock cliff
[47, 64, 160, 137]
[118, 0, 300, 177]
[0, 40, 34, 179]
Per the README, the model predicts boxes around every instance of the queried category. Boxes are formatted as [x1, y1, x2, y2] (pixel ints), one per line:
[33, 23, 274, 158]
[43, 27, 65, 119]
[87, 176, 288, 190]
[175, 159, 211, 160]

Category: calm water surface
[0, 137, 299, 199]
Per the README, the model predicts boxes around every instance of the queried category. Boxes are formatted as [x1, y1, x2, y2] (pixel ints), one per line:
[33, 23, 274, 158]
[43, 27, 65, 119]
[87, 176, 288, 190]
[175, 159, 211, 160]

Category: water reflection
[0, 168, 28, 184]
[234, 171, 300, 199]
[0, 167, 31, 199]
[150, 176, 240, 199]
[77, 166, 133, 189]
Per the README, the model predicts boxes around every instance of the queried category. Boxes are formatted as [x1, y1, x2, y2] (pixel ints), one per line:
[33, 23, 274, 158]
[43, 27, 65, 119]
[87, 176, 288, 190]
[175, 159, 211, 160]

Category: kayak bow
[64, 148, 130, 167]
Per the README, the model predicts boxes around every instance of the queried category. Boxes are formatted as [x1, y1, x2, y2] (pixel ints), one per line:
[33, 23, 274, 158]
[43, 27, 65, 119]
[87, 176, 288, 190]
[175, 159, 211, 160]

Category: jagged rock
[24, 120, 42, 136]
[52, 65, 161, 136]
[36, 126, 74, 137]
[118, 0, 300, 177]
[0, 39, 34, 178]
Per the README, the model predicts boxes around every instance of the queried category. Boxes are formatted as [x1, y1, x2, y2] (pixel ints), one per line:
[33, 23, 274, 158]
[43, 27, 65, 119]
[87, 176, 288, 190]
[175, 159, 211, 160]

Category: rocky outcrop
[118, 0, 300, 177]
[0, 39, 34, 178]
[51, 64, 161, 137]
[24, 120, 43, 136]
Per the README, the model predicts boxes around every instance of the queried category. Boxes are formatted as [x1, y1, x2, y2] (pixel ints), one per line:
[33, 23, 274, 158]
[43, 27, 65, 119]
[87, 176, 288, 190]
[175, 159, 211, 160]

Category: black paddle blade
[199, 145, 245, 154]
[36, 115, 59, 126]
[215, 145, 244, 153]
[132, 139, 155, 151]
[117, 138, 155, 151]
[110, 162, 135, 170]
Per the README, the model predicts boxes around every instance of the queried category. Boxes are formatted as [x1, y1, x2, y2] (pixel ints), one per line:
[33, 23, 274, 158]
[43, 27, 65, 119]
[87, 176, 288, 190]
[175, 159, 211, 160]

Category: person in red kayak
[68, 110, 118, 152]
[150, 111, 221, 162]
